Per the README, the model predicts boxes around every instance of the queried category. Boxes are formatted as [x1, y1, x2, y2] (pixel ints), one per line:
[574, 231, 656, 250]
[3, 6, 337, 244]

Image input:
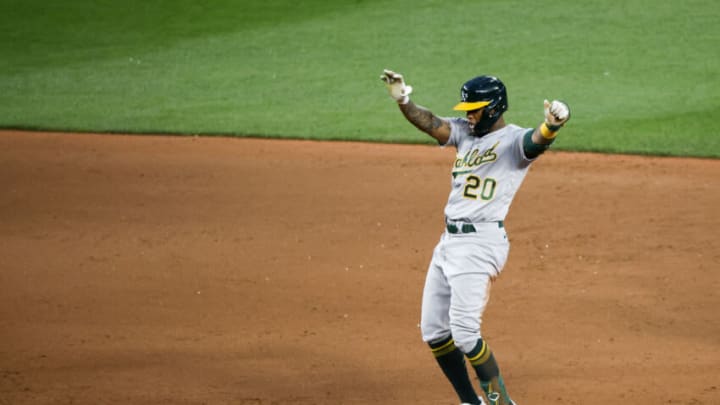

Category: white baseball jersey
[442, 118, 535, 223]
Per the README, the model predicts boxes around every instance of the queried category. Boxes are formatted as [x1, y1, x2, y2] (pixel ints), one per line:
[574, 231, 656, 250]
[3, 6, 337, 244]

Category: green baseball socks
[430, 336, 481, 404]
[467, 339, 513, 405]
[430, 336, 514, 405]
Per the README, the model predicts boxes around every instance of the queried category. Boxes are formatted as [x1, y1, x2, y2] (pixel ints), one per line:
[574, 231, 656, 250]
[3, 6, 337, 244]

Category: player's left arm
[523, 99, 571, 159]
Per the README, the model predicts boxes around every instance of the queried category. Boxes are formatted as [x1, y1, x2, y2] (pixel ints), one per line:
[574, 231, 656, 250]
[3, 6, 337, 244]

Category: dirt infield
[1, 130, 718, 405]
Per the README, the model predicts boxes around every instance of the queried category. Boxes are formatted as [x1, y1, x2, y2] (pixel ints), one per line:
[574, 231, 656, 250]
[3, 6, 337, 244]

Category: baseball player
[380, 69, 570, 405]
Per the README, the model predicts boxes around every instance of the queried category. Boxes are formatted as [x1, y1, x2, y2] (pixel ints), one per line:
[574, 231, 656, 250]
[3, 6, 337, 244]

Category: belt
[446, 221, 504, 234]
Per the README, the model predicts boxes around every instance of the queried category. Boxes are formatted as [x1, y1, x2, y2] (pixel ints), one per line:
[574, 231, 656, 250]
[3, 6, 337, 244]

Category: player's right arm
[381, 69, 451, 144]
[398, 101, 451, 144]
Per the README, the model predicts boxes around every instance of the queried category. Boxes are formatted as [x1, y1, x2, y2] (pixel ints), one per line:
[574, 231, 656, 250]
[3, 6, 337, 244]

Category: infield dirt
[1, 131, 718, 404]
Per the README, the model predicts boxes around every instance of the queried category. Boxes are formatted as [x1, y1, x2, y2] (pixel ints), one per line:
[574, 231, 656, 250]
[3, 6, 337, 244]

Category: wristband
[540, 122, 558, 139]
[398, 95, 410, 105]
[546, 122, 563, 131]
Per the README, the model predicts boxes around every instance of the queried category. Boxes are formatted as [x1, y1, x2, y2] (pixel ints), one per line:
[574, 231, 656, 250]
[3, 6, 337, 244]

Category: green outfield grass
[1, 0, 718, 157]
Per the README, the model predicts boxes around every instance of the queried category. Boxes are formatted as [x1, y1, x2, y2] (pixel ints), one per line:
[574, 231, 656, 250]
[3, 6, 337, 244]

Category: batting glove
[543, 99, 571, 131]
[380, 69, 413, 104]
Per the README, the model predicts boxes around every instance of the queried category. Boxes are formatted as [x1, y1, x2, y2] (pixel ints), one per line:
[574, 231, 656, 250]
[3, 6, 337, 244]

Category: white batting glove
[380, 69, 413, 104]
[544, 99, 571, 130]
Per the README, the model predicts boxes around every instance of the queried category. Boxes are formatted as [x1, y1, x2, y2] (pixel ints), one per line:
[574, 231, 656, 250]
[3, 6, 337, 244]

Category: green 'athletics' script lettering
[453, 141, 499, 175]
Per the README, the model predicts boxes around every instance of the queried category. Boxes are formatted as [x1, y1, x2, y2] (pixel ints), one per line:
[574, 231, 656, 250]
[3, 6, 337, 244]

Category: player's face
[466, 108, 484, 127]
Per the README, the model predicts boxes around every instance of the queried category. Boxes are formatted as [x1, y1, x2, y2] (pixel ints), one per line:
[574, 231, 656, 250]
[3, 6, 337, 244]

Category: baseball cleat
[486, 392, 516, 405]
[460, 396, 487, 405]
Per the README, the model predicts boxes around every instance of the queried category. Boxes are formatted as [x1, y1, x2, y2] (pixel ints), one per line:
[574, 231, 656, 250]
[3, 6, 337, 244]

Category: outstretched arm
[523, 99, 571, 159]
[381, 69, 451, 144]
[398, 100, 451, 144]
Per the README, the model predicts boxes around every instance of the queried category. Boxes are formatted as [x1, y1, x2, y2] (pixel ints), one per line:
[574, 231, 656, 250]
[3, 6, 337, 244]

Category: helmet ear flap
[486, 106, 499, 120]
[489, 91, 508, 117]
[473, 103, 507, 136]
[473, 107, 502, 136]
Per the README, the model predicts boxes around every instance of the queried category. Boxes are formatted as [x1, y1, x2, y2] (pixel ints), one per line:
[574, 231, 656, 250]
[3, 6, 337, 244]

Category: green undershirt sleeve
[522, 129, 554, 159]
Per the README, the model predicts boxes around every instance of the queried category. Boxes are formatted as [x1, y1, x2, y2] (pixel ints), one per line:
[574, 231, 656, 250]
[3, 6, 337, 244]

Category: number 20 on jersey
[463, 175, 497, 200]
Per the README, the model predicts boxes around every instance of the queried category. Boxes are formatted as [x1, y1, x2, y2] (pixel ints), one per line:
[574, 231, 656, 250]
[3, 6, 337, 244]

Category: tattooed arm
[399, 101, 452, 144]
[379, 69, 451, 144]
